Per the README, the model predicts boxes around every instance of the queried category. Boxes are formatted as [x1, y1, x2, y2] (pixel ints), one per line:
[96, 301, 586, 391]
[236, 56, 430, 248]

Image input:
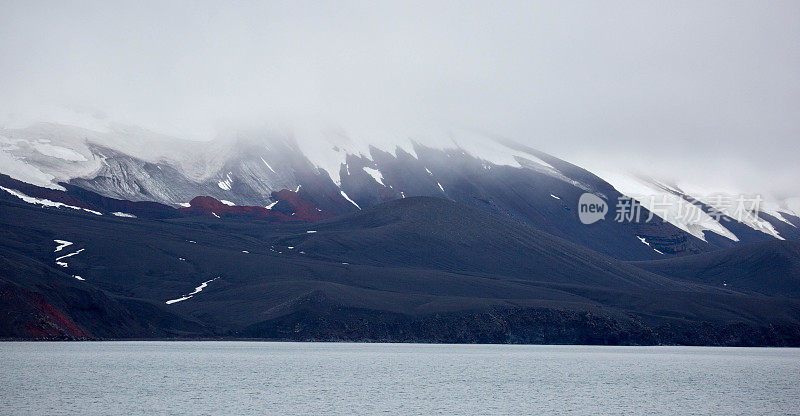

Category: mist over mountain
[2, 1, 800, 195]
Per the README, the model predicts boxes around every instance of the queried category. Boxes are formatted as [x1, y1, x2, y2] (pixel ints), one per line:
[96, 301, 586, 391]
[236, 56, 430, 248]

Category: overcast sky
[1, 1, 798, 195]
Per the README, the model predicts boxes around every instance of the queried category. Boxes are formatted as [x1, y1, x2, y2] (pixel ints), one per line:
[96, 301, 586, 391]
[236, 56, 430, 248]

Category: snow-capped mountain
[3, 122, 800, 344]
[1, 122, 798, 260]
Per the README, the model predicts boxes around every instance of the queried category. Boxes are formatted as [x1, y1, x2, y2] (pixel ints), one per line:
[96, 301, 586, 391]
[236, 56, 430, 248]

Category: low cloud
[1, 1, 798, 194]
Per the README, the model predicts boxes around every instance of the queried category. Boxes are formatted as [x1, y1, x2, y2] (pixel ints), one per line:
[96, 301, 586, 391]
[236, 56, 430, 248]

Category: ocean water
[0, 342, 798, 415]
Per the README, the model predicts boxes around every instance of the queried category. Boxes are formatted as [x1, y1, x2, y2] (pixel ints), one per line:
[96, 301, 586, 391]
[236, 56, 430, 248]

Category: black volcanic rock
[1, 194, 799, 344]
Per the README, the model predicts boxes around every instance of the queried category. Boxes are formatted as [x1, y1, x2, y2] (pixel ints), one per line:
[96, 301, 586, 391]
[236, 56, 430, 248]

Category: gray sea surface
[1, 342, 798, 415]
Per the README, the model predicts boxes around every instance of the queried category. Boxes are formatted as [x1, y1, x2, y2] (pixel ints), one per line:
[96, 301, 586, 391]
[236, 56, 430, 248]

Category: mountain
[2, 121, 800, 345]
[1, 193, 799, 345]
[633, 240, 800, 298]
[5, 122, 798, 262]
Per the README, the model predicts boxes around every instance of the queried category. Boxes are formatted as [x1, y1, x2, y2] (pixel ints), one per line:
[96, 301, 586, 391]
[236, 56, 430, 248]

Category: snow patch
[112, 211, 136, 218]
[550, 194, 560, 200]
[362, 167, 385, 186]
[165, 277, 220, 304]
[306, 230, 317, 234]
[211, 212, 220, 218]
[290, 123, 418, 185]
[340, 190, 361, 209]
[55, 248, 84, 268]
[593, 173, 738, 242]
[56, 248, 84, 261]
[676, 183, 784, 240]
[72, 275, 85, 281]
[761, 205, 796, 227]
[1, 186, 102, 215]
[265, 200, 278, 209]
[54, 240, 73, 252]
[187, 278, 218, 295]
[220, 200, 236, 206]
[260, 157, 276, 173]
[437, 182, 445, 192]
[3, 186, 76, 209]
[165, 296, 192, 305]
[217, 173, 233, 190]
[177, 202, 191, 208]
[637, 235, 667, 255]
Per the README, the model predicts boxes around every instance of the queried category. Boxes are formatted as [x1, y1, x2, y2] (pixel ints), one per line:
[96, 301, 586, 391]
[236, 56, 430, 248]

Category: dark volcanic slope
[1, 196, 799, 345]
[272, 197, 680, 291]
[0, 245, 207, 339]
[632, 240, 800, 298]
